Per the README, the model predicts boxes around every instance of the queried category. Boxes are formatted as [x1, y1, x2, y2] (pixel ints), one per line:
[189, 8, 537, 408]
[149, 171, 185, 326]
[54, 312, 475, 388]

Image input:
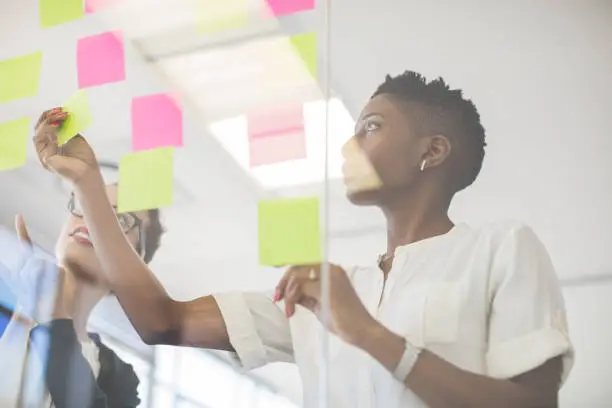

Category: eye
[365, 120, 380, 136]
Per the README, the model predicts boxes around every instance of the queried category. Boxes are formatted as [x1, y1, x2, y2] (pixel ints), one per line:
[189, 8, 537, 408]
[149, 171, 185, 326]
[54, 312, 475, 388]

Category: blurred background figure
[1, 0, 611, 407]
[0, 179, 164, 407]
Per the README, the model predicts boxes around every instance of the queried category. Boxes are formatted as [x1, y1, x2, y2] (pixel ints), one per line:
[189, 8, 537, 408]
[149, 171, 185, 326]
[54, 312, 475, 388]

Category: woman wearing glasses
[0, 181, 164, 408]
[33, 72, 572, 408]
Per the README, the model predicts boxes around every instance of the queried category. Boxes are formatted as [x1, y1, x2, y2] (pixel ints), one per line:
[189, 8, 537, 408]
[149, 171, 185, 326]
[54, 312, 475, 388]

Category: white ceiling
[1, 0, 611, 397]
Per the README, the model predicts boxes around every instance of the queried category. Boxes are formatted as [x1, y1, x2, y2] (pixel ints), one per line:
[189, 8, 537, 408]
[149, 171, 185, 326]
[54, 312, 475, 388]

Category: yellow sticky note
[117, 148, 174, 213]
[0, 52, 43, 104]
[39, 0, 84, 28]
[258, 197, 321, 266]
[194, 0, 248, 34]
[290, 32, 317, 79]
[0, 117, 30, 171]
[58, 90, 93, 146]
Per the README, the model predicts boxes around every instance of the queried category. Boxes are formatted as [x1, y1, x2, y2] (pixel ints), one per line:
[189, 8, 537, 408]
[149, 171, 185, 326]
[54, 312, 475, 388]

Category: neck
[381, 186, 454, 257]
[56, 267, 104, 342]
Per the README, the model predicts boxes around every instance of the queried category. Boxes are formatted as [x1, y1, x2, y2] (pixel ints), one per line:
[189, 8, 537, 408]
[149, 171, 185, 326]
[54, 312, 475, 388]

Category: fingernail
[51, 121, 61, 126]
[272, 289, 279, 302]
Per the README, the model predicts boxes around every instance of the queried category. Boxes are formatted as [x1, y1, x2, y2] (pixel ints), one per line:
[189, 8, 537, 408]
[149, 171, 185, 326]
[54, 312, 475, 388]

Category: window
[97, 333, 297, 408]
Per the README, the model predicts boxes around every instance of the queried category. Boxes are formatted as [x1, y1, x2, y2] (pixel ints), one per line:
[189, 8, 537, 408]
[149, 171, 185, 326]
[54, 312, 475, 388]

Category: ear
[422, 134, 452, 169]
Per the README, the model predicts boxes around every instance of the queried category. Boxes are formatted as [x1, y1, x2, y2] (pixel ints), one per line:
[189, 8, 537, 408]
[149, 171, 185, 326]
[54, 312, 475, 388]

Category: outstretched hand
[274, 263, 377, 346]
[33, 107, 99, 184]
[14, 214, 70, 321]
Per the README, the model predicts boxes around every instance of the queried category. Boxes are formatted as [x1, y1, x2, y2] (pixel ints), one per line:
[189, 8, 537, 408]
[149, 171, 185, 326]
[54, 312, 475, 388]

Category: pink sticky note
[265, 0, 315, 17]
[85, 0, 124, 13]
[77, 31, 125, 88]
[132, 93, 183, 151]
[249, 131, 306, 167]
[248, 104, 304, 140]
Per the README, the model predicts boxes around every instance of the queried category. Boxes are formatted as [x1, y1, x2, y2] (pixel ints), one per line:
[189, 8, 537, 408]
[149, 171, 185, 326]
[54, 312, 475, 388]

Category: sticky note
[58, 90, 93, 146]
[248, 104, 304, 140]
[340, 137, 383, 193]
[39, 0, 84, 28]
[0, 118, 30, 171]
[249, 131, 306, 167]
[77, 31, 125, 88]
[258, 197, 321, 266]
[194, 0, 248, 34]
[0, 52, 42, 104]
[132, 94, 183, 151]
[85, 0, 124, 13]
[117, 147, 174, 213]
[290, 32, 317, 79]
[265, 0, 315, 17]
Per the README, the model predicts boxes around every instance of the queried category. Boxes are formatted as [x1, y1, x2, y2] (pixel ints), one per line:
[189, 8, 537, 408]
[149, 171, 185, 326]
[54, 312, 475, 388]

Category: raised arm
[75, 169, 232, 348]
[32, 108, 231, 349]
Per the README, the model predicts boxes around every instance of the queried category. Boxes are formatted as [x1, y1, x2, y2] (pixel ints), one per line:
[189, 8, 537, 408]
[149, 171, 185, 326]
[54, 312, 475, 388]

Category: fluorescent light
[153, 33, 321, 120]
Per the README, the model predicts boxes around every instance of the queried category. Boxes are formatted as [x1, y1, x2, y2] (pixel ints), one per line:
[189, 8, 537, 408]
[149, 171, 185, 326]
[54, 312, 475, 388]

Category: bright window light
[209, 98, 355, 189]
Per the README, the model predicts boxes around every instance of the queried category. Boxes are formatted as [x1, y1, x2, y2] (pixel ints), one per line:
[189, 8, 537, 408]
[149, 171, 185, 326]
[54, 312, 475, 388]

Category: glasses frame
[67, 192, 146, 257]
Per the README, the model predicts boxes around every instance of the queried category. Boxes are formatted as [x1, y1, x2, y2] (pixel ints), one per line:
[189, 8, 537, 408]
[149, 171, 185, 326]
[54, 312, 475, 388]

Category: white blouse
[214, 221, 574, 408]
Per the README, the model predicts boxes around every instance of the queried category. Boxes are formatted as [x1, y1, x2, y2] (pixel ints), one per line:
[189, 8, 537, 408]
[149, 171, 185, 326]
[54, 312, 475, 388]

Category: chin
[59, 244, 103, 284]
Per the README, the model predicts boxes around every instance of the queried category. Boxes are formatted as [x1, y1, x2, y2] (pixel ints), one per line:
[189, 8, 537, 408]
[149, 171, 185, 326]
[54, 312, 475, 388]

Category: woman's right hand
[34, 107, 99, 184]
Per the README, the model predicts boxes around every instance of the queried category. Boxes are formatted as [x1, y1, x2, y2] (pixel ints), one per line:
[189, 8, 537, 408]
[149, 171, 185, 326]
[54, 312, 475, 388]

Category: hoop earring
[420, 159, 427, 172]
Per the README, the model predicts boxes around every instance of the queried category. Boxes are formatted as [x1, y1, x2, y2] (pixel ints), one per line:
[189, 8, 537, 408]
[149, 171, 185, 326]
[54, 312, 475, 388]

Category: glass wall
[2, 0, 611, 407]
[101, 334, 297, 408]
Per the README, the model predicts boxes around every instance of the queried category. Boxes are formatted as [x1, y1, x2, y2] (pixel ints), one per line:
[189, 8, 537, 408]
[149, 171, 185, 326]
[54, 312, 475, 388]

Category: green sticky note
[58, 90, 93, 146]
[0, 117, 30, 171]
[258, 197, 321, 266]
[117, 147, 175, 213]
[39, 0, 84, 28]
[0, 52, 43, 104]
[290, 32, 317, 79]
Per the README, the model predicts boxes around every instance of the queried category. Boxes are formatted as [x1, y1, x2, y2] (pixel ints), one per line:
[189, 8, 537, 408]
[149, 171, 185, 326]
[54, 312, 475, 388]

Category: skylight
[209, 98, 355, 189]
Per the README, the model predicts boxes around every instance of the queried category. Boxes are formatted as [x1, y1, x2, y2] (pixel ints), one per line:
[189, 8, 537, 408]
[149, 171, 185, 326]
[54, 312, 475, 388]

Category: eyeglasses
[67, 193, 141, 234]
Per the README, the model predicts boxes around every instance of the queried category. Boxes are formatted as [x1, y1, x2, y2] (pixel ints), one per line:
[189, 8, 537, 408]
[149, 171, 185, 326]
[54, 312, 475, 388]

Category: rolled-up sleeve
[486, 224, 574, 384]
[213, 291, 293, 371]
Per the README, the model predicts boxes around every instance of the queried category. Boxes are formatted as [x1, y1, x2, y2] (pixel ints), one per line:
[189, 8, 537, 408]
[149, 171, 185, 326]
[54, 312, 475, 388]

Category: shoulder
[470, 221, 558, 289]
[464, 220, 547, 257]
[470, 219, 538, 240]
[91, 334, 141, 406]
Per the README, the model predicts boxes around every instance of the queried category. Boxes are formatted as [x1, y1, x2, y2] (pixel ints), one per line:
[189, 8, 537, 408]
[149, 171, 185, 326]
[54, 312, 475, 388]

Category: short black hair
[372, 70, 487, 192]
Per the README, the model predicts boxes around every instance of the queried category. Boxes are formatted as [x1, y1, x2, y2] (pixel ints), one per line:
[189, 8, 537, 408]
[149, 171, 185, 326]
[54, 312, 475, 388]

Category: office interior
[0, 0, 611, 407]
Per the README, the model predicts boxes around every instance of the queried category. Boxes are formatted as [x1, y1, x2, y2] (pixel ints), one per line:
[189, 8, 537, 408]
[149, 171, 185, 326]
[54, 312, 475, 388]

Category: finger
[274, 266, 298, 302]
[42, 110, 69, 128]
[299, 278, 321, 302]
[284, 276, 304, 317]
[35, 108, 58, 128]
[34, 120, 63, 169]
[14, 214, 33, 247]
[276, 265, 313, 301]
[35, 109, 67, 132]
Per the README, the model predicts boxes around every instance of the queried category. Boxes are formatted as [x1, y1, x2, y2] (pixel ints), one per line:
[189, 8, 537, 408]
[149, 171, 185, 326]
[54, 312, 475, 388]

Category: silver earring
[420, 160, 427, 172]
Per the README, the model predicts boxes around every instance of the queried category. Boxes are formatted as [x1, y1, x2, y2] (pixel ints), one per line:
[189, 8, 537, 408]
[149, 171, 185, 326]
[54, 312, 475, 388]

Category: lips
[70, 226, 93, 247]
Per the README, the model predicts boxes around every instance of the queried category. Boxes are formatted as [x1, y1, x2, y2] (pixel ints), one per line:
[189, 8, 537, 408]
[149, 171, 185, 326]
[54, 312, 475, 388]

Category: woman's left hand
[274, 264, 376, 345]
